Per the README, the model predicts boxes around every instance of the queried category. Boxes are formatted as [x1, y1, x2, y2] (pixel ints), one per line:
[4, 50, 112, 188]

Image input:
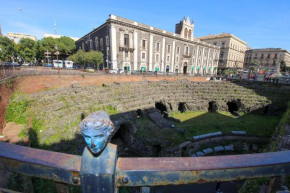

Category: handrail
[1, 141, 290, 192]
[0, 142, 82, 185]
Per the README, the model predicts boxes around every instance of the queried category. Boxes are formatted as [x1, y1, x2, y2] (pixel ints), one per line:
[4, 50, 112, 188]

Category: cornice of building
[246, 48, 290, 55]
[197, 33, 247, 46]
[77, 14, 220, 51]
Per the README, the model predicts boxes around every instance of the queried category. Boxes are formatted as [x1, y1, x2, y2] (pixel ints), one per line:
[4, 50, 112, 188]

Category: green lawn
[171, 111, 281, 137]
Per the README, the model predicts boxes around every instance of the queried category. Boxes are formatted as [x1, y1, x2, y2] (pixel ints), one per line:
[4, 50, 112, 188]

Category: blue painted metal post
[80, 143, 118, 193]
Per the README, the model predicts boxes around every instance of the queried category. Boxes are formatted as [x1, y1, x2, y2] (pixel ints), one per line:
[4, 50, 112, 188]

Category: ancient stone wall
[23, 80, 290, 147]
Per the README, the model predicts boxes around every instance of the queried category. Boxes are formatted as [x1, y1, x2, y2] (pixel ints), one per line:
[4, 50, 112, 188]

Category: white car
[109, 68, 124, 74]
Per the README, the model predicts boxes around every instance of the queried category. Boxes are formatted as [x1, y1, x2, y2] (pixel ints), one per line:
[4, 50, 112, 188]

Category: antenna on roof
[54, 19, 57, 35]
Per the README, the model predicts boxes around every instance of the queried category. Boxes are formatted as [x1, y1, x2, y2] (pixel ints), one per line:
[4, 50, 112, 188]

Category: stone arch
[152, 144, 162, 157]
[264, 105, 270, 115]
[111, 123, 135, 154]
[136, 109, 143, 117]
[227, 101, 239, 114]
[155, 101, 167, 113]
[178, 102, 186, 113]
[208, 101, 218, 112]
[183, 62, 188, 74]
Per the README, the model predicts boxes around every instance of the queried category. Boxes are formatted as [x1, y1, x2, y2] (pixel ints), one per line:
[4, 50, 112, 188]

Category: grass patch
[171, 111, 281, 137]
[5, 93, 30, 125]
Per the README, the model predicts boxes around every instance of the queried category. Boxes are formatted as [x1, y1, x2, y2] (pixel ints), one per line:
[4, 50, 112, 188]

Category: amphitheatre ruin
[1, 73, 290, 192]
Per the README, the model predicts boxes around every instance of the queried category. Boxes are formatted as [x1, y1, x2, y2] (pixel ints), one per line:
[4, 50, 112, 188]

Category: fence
[0, 141, 290, 193]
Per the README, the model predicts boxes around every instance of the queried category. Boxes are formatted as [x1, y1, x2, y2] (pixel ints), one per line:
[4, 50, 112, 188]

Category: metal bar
[116, 150, 290, 187]
[0, 142, 81, 185]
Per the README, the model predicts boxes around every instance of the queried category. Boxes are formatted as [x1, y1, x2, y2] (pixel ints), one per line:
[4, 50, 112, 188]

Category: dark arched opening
[111, 123, 133, 148]
[183, 63, 188, 74]
[264, 105, 270, 115]
[227, 102, 238, 114]
[155, 102, 167, 113]
[152, 144, 162, 157]
[178, 102, 186, 113]
[137, 109, 143, 117]
[181, 146, 187, 157]
[208, 101, 217, 112]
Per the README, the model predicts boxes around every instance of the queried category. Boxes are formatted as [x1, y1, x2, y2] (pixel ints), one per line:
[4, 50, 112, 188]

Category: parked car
[109, 68, 124, 74]
[44, 63, 53, 67]
[22, 63, 31, 67]
[81, 64, 95, 72]
[73, 64, 81, 69]
[5, 62, 20, 69]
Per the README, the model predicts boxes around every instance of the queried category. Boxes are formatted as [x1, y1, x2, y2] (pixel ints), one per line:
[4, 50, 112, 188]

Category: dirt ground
[17, 74, 207, 94]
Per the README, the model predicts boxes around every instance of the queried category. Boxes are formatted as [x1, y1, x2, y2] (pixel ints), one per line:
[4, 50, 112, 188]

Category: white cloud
[9, 22, 47, 40]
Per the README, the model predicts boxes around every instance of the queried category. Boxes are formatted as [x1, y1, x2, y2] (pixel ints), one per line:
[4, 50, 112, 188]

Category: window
[125, 51, 128, 59]
[268, 54, 271, 58]
[82, 43, 84, 50]
[220, 53, 224, 58]
[184, 28, 188, 38]
[176, 56, 179, 63]
[156, 54, 159, 62]
[156, 42, 160, 51]
[185, 47, 189, 55]
[261, 54, 264, 58]
[95, 37, 98, 50]
[176, 47, 180, 54]
[124, 34, 129, 48]
[188, 29, 191, 39]
[167, 55, 170, 62]
[90, 40, 93, 50]
[193, 49, 196, 55]
[213, 42, 217, 46]
[167, 45, 171, 53]
[106, 36, 109, 46]
[142, 53, 145, 59]
[221, 42, 225, 48]
[100, 38, 103, 50]
[274, 54, 277, 58]
[142, 40, 146, 49]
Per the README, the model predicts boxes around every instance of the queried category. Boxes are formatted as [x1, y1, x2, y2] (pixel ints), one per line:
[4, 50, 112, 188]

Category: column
[195, 45, 199, 74]
[171, 40, 176, 72]
[161, 37, 166, 72]
[206, 48, 210, 74]
[149, 33, 154, 71]
[134, 30, 138, 70]
[110, 25, 117, 69]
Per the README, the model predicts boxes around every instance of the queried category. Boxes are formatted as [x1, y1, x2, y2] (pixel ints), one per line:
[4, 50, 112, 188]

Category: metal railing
[1, 141, 290, 192]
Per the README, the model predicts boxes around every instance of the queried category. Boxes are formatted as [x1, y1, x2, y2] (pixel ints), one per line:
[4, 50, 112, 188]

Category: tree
[34, 40, 45, 63]
[68, 50, 104, 68]
[42, 37, 57, 52]
[280, 60, 286, 72]
[87, 51, 104, 69]
[18, 38, 36, 63]
[0, 36, 15, 62]
[57, 36, 76, 55]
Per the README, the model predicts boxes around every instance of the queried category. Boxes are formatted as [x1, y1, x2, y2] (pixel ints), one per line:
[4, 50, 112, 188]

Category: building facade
[76, 15, 220, 75]
[244, 48, 290, 72]
[197, 33, 247, 70]
[6, 32, 37, 43]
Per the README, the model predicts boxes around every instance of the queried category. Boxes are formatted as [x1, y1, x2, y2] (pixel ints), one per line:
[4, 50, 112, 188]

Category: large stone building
[6, 32, 37, 43]
[197, 33, 247, 70]
[244, 48, 290, 72]
[76, 15, 220, 75]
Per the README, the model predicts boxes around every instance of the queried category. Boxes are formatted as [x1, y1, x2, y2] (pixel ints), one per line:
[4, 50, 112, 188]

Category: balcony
[183, 54, 191, 58]
[119, 47, 135, 52]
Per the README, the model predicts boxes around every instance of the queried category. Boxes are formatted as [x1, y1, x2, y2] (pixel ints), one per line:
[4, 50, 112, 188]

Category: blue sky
[0, 0, 289, 51]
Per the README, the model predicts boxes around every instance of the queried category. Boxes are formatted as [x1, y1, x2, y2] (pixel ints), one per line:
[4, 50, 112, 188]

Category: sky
[0, 0, 290, 51]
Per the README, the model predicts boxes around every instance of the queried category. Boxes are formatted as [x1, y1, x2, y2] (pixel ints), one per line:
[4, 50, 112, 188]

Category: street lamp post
[55, 45, 60, 74]
[0, 47, 5, 78]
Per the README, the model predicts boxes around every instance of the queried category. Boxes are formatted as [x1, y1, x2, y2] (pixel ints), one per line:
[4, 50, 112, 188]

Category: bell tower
[175, 17, 194, 40]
